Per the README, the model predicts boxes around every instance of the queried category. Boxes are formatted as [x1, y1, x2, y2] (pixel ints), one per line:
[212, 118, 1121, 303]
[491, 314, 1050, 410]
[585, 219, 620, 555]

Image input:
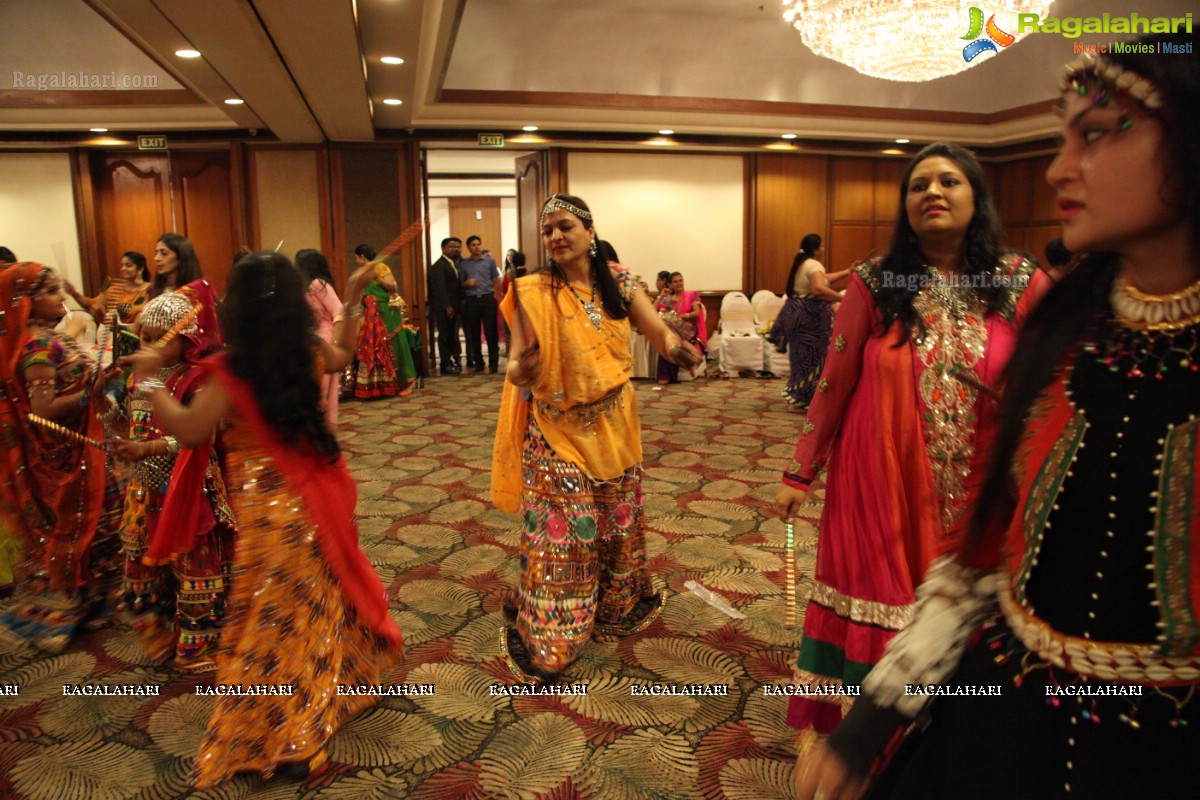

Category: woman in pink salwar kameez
[775, 142, 1049, 735]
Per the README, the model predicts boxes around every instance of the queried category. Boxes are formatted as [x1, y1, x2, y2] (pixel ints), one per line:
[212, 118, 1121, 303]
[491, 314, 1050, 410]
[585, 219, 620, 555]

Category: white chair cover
[718, 292, 763, 376]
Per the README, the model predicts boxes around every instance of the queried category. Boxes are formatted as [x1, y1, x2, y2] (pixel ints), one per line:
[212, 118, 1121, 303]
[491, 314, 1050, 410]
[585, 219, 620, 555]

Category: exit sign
[138, 135, 168, 150]
[477, 133, 504, 148]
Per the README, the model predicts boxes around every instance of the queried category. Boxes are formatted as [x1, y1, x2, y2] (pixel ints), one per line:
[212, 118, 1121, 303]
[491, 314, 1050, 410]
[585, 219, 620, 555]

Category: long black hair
[220, 251, 340, 461]
[295, 248, 335, 287]
[876, 143, 1005, 345]
[784, 233, 822, 298]
[151, 233, 203, 298]
[543, 194, 629, 320]
[962, 31, 1200, 562]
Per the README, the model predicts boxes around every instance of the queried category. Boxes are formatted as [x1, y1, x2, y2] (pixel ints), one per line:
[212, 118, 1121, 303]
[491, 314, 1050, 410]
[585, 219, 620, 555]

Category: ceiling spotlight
[175, 49, 201, 59]
[224, 98, 245, 105]
[382, 98, 403, 106]
[89, 127, 108, 132]
[895, 138, 910, 144]
[522, 125, 539, 132]
[658, 129, 674, 135]
[781, 133, 798, 140]
[380, 56, 405, 65]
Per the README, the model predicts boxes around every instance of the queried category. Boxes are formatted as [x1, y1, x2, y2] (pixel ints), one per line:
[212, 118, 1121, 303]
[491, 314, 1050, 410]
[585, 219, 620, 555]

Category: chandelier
[781, 0, 1053, 82]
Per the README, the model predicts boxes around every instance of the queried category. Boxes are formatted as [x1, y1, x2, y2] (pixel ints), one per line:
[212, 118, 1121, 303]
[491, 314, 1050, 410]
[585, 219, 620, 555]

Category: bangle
[163, 436, 180, 456]
[345, 304, 364, 320]
[137, 377, 166, 394]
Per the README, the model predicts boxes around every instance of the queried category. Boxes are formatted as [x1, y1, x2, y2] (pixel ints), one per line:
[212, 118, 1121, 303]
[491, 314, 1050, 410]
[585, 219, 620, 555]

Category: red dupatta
[150, 353, 401, 647]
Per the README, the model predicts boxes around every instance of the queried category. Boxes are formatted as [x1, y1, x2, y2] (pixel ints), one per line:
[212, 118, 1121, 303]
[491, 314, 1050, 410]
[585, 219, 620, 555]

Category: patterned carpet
[0, 370, 824, 800]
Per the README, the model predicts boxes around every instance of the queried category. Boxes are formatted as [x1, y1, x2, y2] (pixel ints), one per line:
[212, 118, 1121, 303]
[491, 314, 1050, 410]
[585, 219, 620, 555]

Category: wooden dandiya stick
[154, 303, 201, 348]
[28, 413, 106, 450]
[375, 216, 429, 260]
[785, 520, 797, 629]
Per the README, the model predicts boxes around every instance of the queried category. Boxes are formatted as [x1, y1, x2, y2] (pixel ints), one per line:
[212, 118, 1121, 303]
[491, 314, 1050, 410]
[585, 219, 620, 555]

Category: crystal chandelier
[781, 0, 1053, 82]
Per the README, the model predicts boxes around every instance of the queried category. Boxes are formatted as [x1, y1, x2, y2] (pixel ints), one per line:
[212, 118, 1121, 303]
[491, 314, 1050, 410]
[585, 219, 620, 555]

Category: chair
[750, 289, 777, 323]
[717, 292, 763, 376]
[755, 293, 789, 375]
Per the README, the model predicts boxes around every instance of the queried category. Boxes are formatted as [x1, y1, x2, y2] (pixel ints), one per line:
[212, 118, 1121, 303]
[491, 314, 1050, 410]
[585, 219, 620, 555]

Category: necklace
[564, 278, 602, 331]
[1084, 276, 1200, 379]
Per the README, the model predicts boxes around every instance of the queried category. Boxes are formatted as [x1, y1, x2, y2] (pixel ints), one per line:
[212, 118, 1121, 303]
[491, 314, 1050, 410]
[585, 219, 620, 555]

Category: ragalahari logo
[961, 7, 1016, 63]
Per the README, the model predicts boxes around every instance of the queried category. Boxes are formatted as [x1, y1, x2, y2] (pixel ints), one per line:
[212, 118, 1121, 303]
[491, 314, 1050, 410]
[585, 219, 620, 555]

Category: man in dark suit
[428, 236, 463, 374]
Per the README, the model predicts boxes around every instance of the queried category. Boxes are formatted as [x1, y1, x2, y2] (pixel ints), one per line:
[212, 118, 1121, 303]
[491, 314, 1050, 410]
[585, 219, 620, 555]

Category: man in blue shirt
[459, 235, 501, 373]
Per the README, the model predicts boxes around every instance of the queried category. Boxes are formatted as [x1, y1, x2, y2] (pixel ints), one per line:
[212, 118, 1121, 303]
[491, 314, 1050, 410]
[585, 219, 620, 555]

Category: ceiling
[0, 0, 1193, 149]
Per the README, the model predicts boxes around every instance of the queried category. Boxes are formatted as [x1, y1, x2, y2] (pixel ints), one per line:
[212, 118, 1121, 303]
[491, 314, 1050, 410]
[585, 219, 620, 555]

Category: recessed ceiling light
[90, 127, 108, 132]
[522, 125, 539, 132]
[175, 49, 201, 59]
[224, 98, 244, 105]
[382, 98, 403, 106]
[895, 138, 910, 144]
[658, 129, 674, 135]
[781, 133, 797, 140]
[380, 56, 405, 65]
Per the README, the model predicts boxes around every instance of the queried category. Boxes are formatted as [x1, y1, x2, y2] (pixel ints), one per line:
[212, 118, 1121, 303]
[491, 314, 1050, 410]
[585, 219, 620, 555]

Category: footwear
[498, 626, 560, 684]
[501, 593, 518, 625]
[488, 366, 499, 374]
[594, 590, 665, 637]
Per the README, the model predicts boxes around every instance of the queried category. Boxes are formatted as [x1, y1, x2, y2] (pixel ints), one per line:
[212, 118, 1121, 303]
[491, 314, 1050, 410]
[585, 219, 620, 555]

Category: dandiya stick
[28, 413, 106, 450]
[154, 303, 201, 348]
[375, 216, 429, 260]
[785, 520, 797, 629]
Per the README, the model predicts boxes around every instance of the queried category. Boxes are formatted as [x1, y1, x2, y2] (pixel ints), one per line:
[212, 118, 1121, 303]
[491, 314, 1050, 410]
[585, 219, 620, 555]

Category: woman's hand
[120, 344, 167, 380]
[507, 342, 541, 387]
[774, 484, 809, 519]
[111, 437, 147, 462]
[795, 742, 867, 800]
[667, 339, 703, 369]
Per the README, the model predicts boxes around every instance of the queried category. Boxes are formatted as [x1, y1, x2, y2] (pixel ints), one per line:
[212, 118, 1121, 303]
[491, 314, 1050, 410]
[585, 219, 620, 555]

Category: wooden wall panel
[872, 159, 907, 228]
[829, 225, 875, 277]
[340, 148, 402, 289]
[448, 198, 503, 259]
[752, 153, 827, 296]
[831, 158, 875, 223]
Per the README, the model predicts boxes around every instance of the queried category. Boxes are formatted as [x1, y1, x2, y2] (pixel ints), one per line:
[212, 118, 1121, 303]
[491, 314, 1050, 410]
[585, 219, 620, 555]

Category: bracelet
[137, 378, 166, 394]
[345, 304, 365, 320]
[163, 436, 180, 456]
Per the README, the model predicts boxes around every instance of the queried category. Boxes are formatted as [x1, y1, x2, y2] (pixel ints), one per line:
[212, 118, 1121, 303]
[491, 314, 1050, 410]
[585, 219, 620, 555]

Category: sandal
[498, 626, 560, 685]
[593, 590, 665, 637]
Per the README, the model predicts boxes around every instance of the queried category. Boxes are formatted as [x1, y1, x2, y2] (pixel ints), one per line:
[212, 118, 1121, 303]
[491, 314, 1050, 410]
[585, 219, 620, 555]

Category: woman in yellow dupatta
[491, 194, 702, 682]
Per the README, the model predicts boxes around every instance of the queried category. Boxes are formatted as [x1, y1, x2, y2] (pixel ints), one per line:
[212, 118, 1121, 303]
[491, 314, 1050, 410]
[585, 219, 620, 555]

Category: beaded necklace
[560, 270, 601, 330]
[1084, 276, 1200, 379]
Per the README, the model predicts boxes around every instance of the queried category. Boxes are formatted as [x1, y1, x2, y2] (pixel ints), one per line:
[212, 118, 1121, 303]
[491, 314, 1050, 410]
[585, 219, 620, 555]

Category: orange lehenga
[153, 355, 403, 787]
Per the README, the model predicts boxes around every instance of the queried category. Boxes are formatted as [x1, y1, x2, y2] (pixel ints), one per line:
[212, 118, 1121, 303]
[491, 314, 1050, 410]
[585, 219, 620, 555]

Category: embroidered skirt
[516, 417, 649, 673]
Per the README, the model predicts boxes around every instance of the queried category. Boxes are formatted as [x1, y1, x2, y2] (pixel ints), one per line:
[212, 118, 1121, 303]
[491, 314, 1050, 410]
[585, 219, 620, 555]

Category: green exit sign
[477, 133, 504, 148]
[138, 135, 168, 150]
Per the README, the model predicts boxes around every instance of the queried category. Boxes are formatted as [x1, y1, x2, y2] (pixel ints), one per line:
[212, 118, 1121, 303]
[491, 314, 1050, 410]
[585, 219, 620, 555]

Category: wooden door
[93, 154, 173, 289]
[448, 197, 502, 261]
[515, 152, 545, 268]
[170, 151, 237, 294]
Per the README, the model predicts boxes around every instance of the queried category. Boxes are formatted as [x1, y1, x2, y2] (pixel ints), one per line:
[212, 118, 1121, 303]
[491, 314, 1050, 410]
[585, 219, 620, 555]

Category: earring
[589, 239, 598, 257]
[545, 256, 555, 270]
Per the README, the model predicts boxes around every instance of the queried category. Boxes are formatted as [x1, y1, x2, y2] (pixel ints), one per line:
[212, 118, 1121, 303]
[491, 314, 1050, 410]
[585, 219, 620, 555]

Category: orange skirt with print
[191, 429, 398, 787]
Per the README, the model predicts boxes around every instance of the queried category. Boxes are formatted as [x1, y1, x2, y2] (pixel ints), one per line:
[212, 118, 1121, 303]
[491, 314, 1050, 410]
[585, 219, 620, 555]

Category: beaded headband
[540, 196, 592, 225]
[140, 292, 198, 337]
[1060, 53, 1164, 124]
